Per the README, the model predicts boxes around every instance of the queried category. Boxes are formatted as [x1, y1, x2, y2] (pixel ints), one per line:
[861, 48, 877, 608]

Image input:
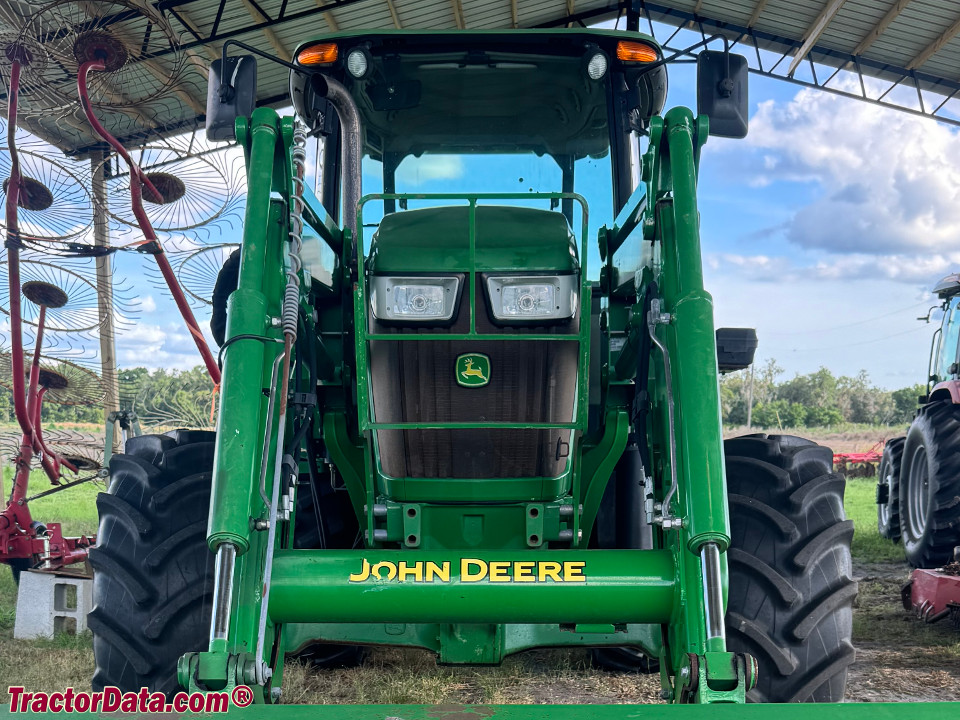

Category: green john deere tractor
[877, 273, 960, 568]
[88, 29, 856, 706]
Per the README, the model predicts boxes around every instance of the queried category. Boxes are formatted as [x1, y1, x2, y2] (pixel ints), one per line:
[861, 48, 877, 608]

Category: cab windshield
[349, 47, 617, 274]
[360, 150, 611, 260]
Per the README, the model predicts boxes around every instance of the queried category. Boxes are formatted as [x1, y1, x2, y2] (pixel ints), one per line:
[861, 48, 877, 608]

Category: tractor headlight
[370, 276, 460, 321]
[486, 275, 578, 321]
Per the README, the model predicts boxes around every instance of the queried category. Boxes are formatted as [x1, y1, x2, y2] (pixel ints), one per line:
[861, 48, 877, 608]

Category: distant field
[1, 426, 956, 703]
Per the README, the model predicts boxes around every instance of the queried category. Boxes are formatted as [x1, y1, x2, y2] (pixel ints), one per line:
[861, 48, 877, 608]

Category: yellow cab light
[297, 43, 339, 66]
[616, 41, 658, 63]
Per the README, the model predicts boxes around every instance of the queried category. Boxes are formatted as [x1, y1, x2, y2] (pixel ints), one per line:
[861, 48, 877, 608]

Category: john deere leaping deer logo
[456, 353, 490, 388]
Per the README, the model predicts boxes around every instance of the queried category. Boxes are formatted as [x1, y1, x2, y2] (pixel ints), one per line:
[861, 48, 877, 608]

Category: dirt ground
[844, 561, 960, 703]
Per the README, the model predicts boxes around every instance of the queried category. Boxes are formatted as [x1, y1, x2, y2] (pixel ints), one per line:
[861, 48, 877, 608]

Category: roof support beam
[241, 0, 291, 62]
[310, 0, 341, 30]
[685, 0, 703, 29]
[747, 0, 769, 28]
[907, 13, 960, 69]
[787, 0, 848, 76]
[510, 0, 519, 28]
[451, 0, 465, 29]
[853, 0, 911, 55]
[385, 0, 403, 28]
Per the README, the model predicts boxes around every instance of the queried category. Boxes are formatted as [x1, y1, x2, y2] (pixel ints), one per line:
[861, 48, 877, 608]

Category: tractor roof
[933, 273, 960, 299]
[291, 30, 667, 161]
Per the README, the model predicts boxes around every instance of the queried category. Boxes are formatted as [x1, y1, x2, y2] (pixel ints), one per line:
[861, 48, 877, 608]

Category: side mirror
[716, 327, 757, 373]
[697, 50, 749, 139]
[206, 55, 257, 142]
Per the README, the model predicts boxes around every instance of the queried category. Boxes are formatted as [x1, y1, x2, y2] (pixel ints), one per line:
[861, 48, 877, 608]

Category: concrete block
[13, 570, 93, 640]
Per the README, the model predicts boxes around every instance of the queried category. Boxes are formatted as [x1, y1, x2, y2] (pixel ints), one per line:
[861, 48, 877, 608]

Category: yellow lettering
[349, 558, 371, 582]
[538, 561, 563, 582]
[461, 559, 488, 582]
[371, 561, 397, 581]
[513, 561, 536, 582]
[488, 561, 511, 582]
[426, 561, 451, 582]
[563, 561, 586, 582]
[398, 561, 423, 582]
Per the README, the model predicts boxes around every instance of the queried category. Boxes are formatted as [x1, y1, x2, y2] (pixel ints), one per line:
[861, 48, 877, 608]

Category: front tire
[724, 434, 857, 702]
[877, 437, 905, 541]
[899, 402, 960, 568]
[89, 431, 216, 696]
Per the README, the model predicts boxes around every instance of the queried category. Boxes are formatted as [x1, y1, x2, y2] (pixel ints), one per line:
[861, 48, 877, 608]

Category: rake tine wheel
[14, 0, 220, 384]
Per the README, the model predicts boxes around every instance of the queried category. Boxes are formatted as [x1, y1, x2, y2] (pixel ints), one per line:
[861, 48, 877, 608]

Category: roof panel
[2, 0, 959, 153]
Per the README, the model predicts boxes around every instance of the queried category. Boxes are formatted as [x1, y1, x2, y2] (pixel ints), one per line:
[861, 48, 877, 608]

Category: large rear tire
[877, 437, 905, 541]
[89, 431, 216, 697]
[899, 402, 960, 568]
[724, 434, 857, 702]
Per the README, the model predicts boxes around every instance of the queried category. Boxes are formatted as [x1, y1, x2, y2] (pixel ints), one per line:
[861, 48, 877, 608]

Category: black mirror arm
[641, 34, 728, 74]
[218, 39, 309, 102]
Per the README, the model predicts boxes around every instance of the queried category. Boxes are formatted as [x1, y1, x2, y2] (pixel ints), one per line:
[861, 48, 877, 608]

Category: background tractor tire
[89, 430, 216, 697]
[289, 466, 366, 669]
[877, 437, 905, 541]
[589, 646, 657, 673]
[724, 434, 857, 703]
[589, 444, 659, 674]
[9, 557, 34, 585]
[899, 402, 960, 568]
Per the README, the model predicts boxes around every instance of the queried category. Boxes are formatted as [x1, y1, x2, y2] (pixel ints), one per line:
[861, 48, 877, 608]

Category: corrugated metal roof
[1, 0, 959, 155]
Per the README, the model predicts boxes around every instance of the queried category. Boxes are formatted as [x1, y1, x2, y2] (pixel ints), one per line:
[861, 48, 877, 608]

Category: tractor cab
[290, 31, 668, 226]
[287, 32, 667, 511]
[927, 273, 960, 396]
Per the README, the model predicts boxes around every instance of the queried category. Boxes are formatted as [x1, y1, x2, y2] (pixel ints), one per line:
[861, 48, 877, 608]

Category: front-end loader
[88, 28, 856, 705]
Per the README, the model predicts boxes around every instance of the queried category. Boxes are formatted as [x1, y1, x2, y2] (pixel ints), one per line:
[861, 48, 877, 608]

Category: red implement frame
[77, 60, 221, 387]
[904, 565, 960, 627]
[833, 440, 884, 476]
[0, 61, 93, 574]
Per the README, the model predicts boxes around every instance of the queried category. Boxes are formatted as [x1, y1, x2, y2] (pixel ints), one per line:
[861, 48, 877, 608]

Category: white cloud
[715, 85, 960, 255]
[114, 319, 218, 372]
[708, 251, 960, 285]
[395, 155, 465, 185]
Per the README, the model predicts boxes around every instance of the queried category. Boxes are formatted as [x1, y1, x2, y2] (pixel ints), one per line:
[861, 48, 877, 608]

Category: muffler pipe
[312, 74, 362, 259]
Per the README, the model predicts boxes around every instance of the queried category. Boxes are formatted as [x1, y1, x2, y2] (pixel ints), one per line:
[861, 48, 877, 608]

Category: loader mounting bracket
[676, 652, 756, 704]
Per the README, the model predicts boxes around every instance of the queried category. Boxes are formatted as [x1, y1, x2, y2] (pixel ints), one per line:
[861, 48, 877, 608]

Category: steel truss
[538, 1, 960, 129]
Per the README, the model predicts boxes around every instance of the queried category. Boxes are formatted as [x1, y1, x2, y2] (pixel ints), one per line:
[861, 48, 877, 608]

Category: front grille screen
[369, 339, 577, 479]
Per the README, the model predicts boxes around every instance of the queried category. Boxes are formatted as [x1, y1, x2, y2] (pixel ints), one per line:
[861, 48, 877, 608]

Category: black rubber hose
[632, 281, 657, 471]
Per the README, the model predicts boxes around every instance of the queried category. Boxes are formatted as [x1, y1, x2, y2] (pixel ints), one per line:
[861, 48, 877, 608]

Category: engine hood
[366, 205, 579, 274]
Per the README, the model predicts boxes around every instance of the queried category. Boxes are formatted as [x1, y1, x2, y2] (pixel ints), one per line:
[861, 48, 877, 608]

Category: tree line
[720, 360, 924, 428]
[0, 366, 217, 428]
[0, 361, 925, 430]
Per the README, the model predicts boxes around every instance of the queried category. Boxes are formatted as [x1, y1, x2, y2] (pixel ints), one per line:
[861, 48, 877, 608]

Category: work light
[486, 275, 578, 321]
[370, 276, 460, 321]
[585, 52, 608, 80]
[346, 48, 370, 78]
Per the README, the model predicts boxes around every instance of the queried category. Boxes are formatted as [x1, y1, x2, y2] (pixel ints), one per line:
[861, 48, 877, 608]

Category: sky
[52, 20, 960, 391]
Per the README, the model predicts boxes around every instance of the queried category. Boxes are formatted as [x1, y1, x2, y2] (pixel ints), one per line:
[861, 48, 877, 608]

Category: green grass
[844, 477, 907, 564]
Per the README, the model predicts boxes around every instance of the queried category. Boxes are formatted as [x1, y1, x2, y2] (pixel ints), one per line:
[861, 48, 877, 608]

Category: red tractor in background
[877, 272, 960, 568]
[877, 273, 960, 628]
